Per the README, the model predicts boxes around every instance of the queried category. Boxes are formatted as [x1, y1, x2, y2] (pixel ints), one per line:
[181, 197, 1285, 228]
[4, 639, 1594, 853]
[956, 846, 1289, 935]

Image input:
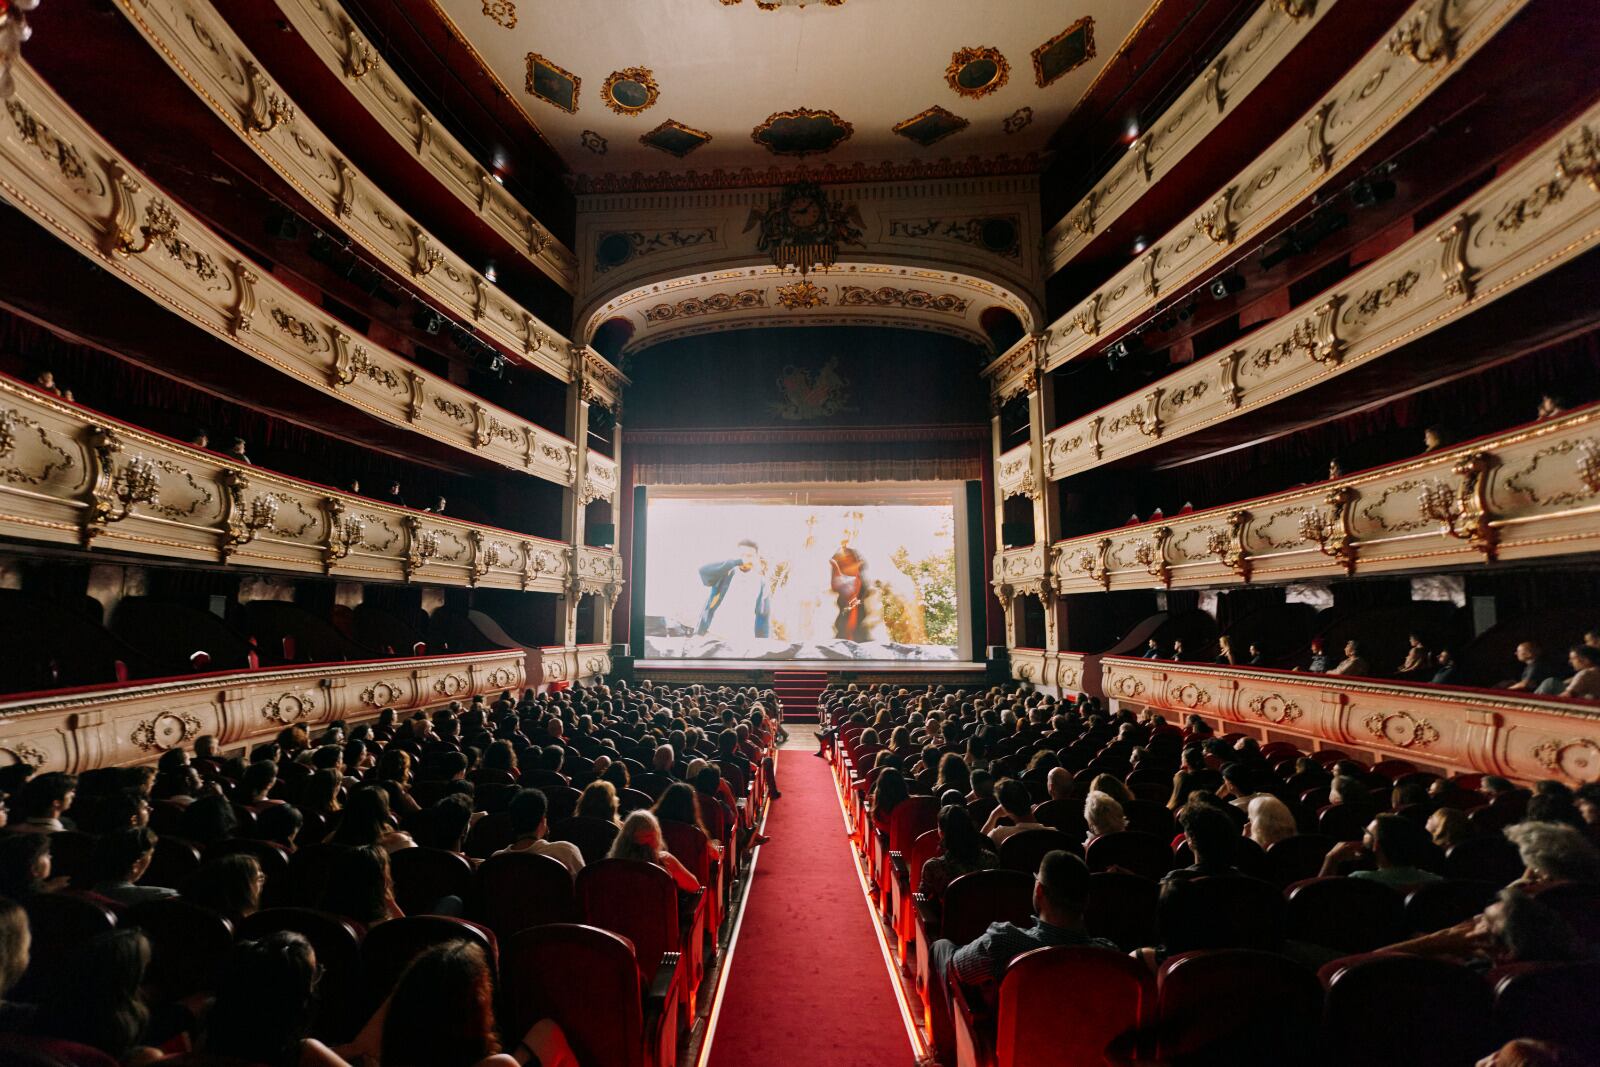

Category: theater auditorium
[0, 0, 1596, 1063]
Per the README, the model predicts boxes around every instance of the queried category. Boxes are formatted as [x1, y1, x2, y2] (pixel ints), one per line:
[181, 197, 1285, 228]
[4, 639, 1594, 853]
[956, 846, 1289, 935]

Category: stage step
[773, 669, 830, 724]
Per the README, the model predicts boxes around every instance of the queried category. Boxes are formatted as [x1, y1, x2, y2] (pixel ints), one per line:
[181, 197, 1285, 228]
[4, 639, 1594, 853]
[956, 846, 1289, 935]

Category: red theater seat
[126, 898, 234, 1002]
[550, 816, 623, 866]
[1285, 877, 1406, 954]
[477, 850, 580, 939]
[997, 828, 1079, 874]
[1084, 871, 1159, 951]
[1491, 959, 1600, 1058]
[1154, 949, 1322, 1065]
[1085, 831, 1174, 881]
[360, 915, 497, 1008]
[237, 908, 364, 1040]
[1322, 953, 1494, 1066]
[578, 858, 704, 1027]
[388, 846, 475, 917]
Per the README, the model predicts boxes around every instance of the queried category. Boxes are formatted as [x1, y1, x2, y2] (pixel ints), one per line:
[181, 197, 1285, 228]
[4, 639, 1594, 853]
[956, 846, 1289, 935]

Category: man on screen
[697, 539, 772, 638]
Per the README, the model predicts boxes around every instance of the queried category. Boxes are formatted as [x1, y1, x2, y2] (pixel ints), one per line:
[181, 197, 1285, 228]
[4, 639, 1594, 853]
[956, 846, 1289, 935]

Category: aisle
[702, 743, 920, 1067]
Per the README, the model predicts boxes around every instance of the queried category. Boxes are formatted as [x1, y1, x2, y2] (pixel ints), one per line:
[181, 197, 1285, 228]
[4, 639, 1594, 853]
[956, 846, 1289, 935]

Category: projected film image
[643, 497, 964, 661]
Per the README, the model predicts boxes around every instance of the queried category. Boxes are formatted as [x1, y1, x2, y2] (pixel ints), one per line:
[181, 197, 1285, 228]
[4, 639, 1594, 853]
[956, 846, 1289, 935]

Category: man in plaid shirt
[927, 850, 1117, 1064]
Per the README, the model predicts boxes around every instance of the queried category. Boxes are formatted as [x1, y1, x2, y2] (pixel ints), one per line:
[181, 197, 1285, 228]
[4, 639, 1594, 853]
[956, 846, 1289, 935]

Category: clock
[786, 196, 823, 229]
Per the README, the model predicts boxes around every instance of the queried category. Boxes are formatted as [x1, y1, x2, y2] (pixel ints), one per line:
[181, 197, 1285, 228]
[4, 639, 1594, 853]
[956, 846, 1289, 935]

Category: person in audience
[1303, 637, 1330, 673]
[1142, 638, 1162, 659]
[1246, 643, 1264, 665]
[933, 753, 972, 799]
[319, 845, 402, 929]
[0, 896, 34, 1032]
[576, 780, 622, 827]
[414, 795, 473, 854]
[983, 778, 1045, 846]
[1215, 635, 1237, 665]
[1556, 644, 1600, 699]
[655, 782, 722, 861]
[918, 805, 998, 904]
[10, 772, 76, 833]
[229, 437, 252, 464]
[239, 760, 282, 812]
[928, 852, 1115, 1064]
[333, 785, 415, 853]
[1319, 813, 1443, 890]
[178, 794, 238, 847]
[1327, 457, 1345, 480]
[31, 929, 157, 1064]
[197, 931, 340, 1066]
[608, 809, 699, 892]
[1045, 766, 1075, 803]
[1396, 633, 1430, 677]
[0, 834, 64, 898]
[182, 853, 264, 925]
[1386, 884, 1588, 970]
[1088, 773, 1135, 809]
[497, 788, 585, 879]
[1327, 639, 1370, 676]
[1431, 648, 1461, 685]
[256, 802, 304, 851]
[1083, 790, 1127, 847]
[386, 480, 407, 509]
[89, 828, 177, 907]
[1536, 393, 1568, 420]
[1169, 639, 1186, 662]
[1427, 807, 1472, 853]
[1505, 641, 1562, 692]
[868, 767, 910, 828]
[1422, 425, 1449, 452]
[1165, 803, 1242, 881]
[1246, 794, 1297, 850]
[187, 430, 209, 450]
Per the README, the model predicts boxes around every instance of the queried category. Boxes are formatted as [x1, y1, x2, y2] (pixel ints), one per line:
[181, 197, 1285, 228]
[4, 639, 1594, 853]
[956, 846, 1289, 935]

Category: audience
[497, 788, 585, 878]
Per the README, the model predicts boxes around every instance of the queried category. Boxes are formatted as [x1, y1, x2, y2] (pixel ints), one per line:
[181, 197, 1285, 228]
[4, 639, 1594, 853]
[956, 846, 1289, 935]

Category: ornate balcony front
[1009, 649, 1088, 694]
[995, 443, 1035, 503]
[992, 544, 1050, 606]
[1043, 101, 1600, 482]
[1047, 401, 1600, 594]
[0, 375, 577, 592]
[1096, 656, 1600, 786]
[0, 65, 579, 484]
[0, 649, 529, 774]
[537, 645, 613, 689]
[572, 545, 625, 599]
[1039, 0, 1536, 374]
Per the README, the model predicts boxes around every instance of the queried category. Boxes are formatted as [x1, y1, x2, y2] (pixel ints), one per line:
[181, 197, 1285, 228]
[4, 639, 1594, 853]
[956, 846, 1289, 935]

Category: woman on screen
[830, 531, 885, 642]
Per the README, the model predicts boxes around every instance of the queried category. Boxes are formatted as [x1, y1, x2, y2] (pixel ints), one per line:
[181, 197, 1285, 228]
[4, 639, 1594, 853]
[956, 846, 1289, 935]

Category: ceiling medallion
[946, 46, 1009, 100]
[524, 52, 580, 113]
[893, 105, 969, 148]
[640, 118, 712, 157]
[752, 107, 854, 157]
[776, 279, 828, 309]
[601, 67, 660, 116]
[581, 129, 608, 155]
[479, 0, 516, 29]
[1032, 15, 1097, 88]
[745, 181, 865, 276]
[1003, 106, 1033, 135]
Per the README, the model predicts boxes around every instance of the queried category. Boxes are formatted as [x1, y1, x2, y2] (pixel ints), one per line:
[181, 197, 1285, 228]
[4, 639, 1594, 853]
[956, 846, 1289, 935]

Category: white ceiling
[428, 0, 1157, 187]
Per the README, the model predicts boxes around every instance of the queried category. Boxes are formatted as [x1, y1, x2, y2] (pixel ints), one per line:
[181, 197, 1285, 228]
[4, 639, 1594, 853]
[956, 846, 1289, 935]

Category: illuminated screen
[642, 484, 971, 662]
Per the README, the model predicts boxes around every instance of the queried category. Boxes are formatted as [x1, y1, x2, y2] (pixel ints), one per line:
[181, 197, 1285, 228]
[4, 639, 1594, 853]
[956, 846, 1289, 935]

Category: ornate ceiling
[427, 0, 1159, 192]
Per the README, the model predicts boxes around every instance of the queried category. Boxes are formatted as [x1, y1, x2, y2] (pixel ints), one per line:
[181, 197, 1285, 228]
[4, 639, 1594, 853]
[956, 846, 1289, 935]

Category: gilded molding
[946, 46, 1010, 100]
[1040, 101, 1600, 482]
[600, 67, 660, 116]
[1037, 0, 1532, 362]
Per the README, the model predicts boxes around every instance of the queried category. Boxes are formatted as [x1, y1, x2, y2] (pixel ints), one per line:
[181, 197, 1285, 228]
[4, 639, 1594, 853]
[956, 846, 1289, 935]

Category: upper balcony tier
[0, 373, 621, 594]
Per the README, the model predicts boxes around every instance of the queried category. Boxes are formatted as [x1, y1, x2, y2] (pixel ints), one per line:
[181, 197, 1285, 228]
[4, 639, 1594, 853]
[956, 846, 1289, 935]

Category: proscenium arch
[581, 262, 1040, 359]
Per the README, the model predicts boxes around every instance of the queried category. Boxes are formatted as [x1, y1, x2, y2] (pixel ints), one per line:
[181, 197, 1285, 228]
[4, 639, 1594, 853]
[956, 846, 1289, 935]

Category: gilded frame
[946, 46, 1010, 100]
[1031, 16, 1097, 88]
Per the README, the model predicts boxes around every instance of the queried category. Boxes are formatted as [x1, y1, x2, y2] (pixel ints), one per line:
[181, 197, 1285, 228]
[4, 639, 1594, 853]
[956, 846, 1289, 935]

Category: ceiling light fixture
[1131, 236, 1148, 255]
[484, 263, 498, 283]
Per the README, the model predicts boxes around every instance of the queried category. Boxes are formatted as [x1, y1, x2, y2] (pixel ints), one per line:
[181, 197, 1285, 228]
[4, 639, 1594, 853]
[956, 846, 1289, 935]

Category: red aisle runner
[704, 747, 917, 1067]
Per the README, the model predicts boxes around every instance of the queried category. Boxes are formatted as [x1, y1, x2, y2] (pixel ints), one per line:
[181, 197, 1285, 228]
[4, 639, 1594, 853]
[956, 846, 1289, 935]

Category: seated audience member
[178, 794, 238, 847]
[1427, 807, 1473, 853]
[1505, 641, 1562, 692]
[496, 789, 584, 879]
[928, 852, 1115, 1064]
[256, 802, 305, 852]
[182, 853, 264, 925]
[414, 795, 473, 855]
[1142, 639, 1163, 659]
[1088, 773, 1135, 808]
[1304, 637, 1330, 673]
[1083, 790, 1127, 847]
[1422, 424, 1449, 452]
[1536, 392, 1568, 420]
[655, 783, 722, 861]
[10, 772, 76, 833]
[30, 929, 158, 1064]
[1479, 1038, 1578, 1067]
[1432, 648, 1461, 686]
[869, 768, 910, 829]
[332, 786, 415, 853]
[1246, 643, 1264, 665]
[0, 834, 63, 899]
[90, 828, 177, 907]
[1215, 635, 1237, 666]
[1319, 813, 1443, 890]
[319, 845, 403, 929]
[919, 804, 998, 904]
[1045, 766, 1074, 804]
[238, 760, 282, 812]
[1326, 639, 1370, 676]
[982, 778, 1045, 846]
[1170, 639, 1186, 662]
[576, 780, 623, 827]
[1247, 794, 1297, 851]
[609, 810, 699, 892]
[1328, 774, 1371, 808]
[933, 753, 972, 799]
[196, 931, 343, 1066]
[1386, 885, 1588, 969]
[1396, 633, 1430, 677]
[1555, 644, 1600, 699]
[1165, 803, 1242, 881]
[0, 896, 34, 1031]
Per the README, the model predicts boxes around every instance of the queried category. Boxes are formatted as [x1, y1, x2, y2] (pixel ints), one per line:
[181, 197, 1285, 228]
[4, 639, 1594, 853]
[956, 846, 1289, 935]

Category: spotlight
[1131, 236, 1149, 255]
[484, 263, 498, 283]
[1209, 272, 1246, 300]
[413, 310, 446, 335]
[1124, 120, 1141, 143]
[485, 352, 506, 376]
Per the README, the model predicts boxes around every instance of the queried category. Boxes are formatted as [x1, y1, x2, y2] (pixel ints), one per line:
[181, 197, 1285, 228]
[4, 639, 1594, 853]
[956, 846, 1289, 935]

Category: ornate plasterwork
[642, 288, 766, 323]
[569, 153, 1043, 195]
[130, 711, 203, 752]
[946, 46, 1010, 100]
[750, 107, 855, 157]
[524, 51, 580, 113]
[600, 67, 660, 115]
[1031, 16, 1096, 88]
[776, 279, 828, 309]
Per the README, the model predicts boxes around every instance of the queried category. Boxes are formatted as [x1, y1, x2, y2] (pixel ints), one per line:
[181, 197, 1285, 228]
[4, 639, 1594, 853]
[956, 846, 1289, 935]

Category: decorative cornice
[270, 0, 574, 291]
[1037, 0, 1535, 370]
[568, 153, 1044, 195]
[622, 423, 988, 445]
[0, 69, 580, 483]
[1041, 101, 1600, 480]
[110, 0, 587, 380]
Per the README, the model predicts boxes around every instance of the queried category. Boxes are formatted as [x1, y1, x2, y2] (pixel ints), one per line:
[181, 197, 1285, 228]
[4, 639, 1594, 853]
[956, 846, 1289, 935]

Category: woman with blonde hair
[577, 780, 622, 826]
[1083, 790, 1127, 848]
[608, 809, 699, 892]
[1246, 794, 1297, 850]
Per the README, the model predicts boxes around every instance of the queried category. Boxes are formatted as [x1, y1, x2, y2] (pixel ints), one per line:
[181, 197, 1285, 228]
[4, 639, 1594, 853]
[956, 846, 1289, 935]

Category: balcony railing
[0, 374, 608, 593]
[0, 64, 581, 484]
[1046, 401, 1600, 593]
[0, 649, 528, 773]
[1094, 655, 1600, 786]
[1042, 100, 1600, 481]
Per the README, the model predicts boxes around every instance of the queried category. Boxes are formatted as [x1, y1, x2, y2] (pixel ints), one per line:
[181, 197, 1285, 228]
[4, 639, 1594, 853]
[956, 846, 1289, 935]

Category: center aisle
[703, 744, 920, 1067]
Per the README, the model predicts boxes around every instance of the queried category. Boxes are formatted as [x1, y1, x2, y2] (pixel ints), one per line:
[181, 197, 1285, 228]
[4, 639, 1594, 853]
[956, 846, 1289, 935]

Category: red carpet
[704, 746, 918, 1067]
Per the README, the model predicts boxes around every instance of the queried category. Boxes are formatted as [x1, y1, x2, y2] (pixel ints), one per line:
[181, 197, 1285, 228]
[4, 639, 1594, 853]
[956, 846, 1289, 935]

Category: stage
[635, 659, 986, 673]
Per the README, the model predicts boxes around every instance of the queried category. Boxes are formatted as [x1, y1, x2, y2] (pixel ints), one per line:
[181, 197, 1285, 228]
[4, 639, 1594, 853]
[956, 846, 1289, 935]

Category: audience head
[1034, 850, 1091, 924]
[0, 896, 28, 999]
[1046, 766, 1074, 803]
[319, 845, 393, 926]
[1179, 802, 1238, 866]
[1365, 813, 1433, 870]
[1083, 791, 1126, 839]
[1426, 807, 1471, 852]
[1246, 794, 1296, 850]
[180, 793, 239, 846]
[183, 853, 264, 923]
[578, 780, 620, 825]
[203, 931, 320, 1064]
[381, 940, 502, 1067]
[14, 772, 76, 823]
[0, 834, 52, 898]
[417, 795, 472, 852]
[1504, 821, 1600, 885]
[609, 809, 666, 863]
[33, 928, 150, 1061]
[91, 827, 158, 886]
[995, 777, 1032, 819]
[654, 782, 705, 833]
[508, 788, 551, 841]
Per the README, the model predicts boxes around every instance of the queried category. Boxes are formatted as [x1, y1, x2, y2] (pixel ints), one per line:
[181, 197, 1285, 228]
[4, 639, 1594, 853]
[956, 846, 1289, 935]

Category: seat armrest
[913, 891, 941, 937]
[678, 887, 708, 933]
[647, 951, 682, 1005]
[890, 850, 910, 889]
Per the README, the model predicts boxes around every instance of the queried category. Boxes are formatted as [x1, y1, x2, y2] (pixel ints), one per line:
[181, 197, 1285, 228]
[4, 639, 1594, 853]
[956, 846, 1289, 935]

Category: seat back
[940, 869, 1036, 945]
[1030, 798, 1088, 840]
[549, 817, 621, 867]
[1085, 831, 1174, 881]
[1158, 876, 1286, 954]
[236, 907, 364, 1040]
[1122, 799, 1177, 840]
[126, 898, 234, 1001]
[1317, 802, 1379, 842]
[17, 893, 117, 999]
[1285, 877, 1405, 953]
[617, 788, 656, 815]
[501, 924, 646, 1067]
[998, 828, 1079, 874]
[1323, 953, 1494, 1066]
[286, 842, 355, 906]
[47, 830, 98, 887]
[995, 946, 1154, 1067]
[360, 915, 498, 1006]
[1443, 835, 1525, 887]
[478, 851, 579, 939]
[887, 796, 940, 855]
[1404, 879, 1500, 934]
[206, 838, 291, 902]
[1491, 960, 1600, 1059]
[659, 820, 712, 887]
[577, 859, 680, 982]
[544, 785, 583, 823]
[1155, 949, 1322, 1064]
[905, 829, 940, 893]
[1085, 872, 1159, 950]
[389, 846, 475, 917]
[463, 811, 515, 859]
[1264, 834, 1336, 888]
[1530, 882, 1600, 946]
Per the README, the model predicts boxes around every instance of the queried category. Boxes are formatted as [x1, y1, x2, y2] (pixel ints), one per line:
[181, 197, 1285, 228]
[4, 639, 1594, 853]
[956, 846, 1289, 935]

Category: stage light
[1209, 272, 1246, 300]
[1124, 120, 1141, 143]
[1131, 236, 1149, 255]
[484, 262, 498, 283]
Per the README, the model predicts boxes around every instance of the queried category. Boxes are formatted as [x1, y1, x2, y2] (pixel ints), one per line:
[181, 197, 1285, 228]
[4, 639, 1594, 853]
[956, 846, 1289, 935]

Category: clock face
[787, 197, 822, 228]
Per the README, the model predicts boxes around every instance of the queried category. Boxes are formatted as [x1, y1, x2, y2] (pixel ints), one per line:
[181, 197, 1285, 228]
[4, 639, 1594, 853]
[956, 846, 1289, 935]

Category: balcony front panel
[0, 649, 528, 774]
[1008, 649, 1089, 694]
[1038, 0, 1535, 375]
[996, 442, 1033, 503]
[1043, 101, 1600, 482]
[0, 376, 576, 592]
[1048, 402, 1600, 594]
[1043, 0, 1337, 276]
[573, 545, 625, 599]
[0, 65, 578, 485]
[537, 644, 613, 689]
[1097, 656, 1600, 786]
[106, 0, 618, 392]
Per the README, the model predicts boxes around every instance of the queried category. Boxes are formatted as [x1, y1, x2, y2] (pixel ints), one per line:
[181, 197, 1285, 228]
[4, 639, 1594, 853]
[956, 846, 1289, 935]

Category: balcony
[1046, 401, 1600, 593]
[1093, 655, 1600, 786]
[0, 374, 599, 593]
[0, 649, 527, 774]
